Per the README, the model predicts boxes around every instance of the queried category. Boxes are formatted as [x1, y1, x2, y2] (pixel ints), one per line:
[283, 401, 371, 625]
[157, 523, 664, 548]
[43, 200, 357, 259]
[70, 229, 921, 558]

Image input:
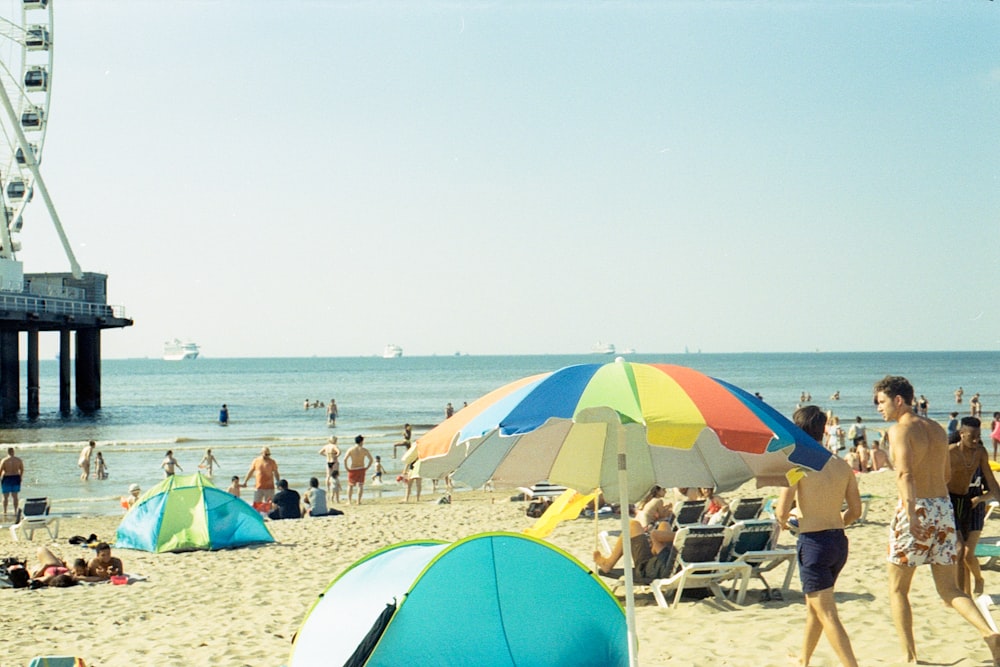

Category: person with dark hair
[269, 479, 302, 520]
[874, 375, 1000, 664]
[87, 542, 124, 580]
[302, 477, 328, 517]
[948, 416, 1000, 596]
[775, 405, 861, 667]
[344, 435, 373, 505]
[0, 446, 24, 516]
[593, 497, 676, 579]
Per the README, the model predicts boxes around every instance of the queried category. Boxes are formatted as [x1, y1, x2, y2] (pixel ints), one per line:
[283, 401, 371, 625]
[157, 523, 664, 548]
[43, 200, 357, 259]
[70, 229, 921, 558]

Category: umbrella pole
[615, 423, 638, 667]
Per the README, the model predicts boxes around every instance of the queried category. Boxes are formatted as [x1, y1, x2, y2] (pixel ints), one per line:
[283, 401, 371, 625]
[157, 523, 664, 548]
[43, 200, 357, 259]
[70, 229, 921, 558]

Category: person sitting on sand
[87, 542, 124, 580]
[869, 439, 893, 471]
[268, 479, 302, 520]
[302, 477, 329, 517]
[594, 497, 676, 579]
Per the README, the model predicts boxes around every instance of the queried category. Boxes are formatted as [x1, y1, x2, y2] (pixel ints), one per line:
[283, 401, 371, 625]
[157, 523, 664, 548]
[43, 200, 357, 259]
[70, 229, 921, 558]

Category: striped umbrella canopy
[414, 360, 830, 501]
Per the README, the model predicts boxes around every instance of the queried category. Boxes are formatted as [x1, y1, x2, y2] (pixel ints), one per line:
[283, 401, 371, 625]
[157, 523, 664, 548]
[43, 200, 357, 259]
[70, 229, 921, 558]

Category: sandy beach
[2, 471, 998, 667]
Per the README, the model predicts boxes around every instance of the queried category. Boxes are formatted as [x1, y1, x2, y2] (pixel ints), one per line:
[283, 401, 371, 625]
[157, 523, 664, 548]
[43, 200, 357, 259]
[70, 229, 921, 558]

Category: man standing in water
[0, 447, 24, 517]
[874, 375, 1000, 664]
[78, 441, 95, 480]
[775, 405, 861, 667]
[344, 435, 373, 505]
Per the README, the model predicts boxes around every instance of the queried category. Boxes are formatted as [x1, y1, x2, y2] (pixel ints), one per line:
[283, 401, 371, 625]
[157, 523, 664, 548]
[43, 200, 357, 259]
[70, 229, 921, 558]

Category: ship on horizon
[163, 339, 199, 361]
[383, 343, 403, 358]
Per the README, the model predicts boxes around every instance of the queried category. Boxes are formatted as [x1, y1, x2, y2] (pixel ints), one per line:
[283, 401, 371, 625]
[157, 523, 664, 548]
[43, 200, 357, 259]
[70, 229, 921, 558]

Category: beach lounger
[976, 536, 1000, 570]
[672, 499, 707, 528]
[649, 525, 751, 609]
[723, 519, 796, 601]
[842, 493, 873, 524]
[725, 497, 765, 525]
[516, 481, 569, 499]
[10, 497, 59, 542]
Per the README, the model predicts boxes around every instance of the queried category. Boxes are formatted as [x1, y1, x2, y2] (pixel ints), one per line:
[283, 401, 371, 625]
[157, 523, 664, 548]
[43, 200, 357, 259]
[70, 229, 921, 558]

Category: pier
[0, 271, 131, 418]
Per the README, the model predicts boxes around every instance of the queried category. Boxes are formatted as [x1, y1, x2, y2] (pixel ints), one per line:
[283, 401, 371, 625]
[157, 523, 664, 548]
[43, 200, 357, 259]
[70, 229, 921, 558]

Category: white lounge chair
[649, 525, 751, 608]
[10, 497, 60, 542]
[723, 519, 796, 600]
[672, 499, 708, 528]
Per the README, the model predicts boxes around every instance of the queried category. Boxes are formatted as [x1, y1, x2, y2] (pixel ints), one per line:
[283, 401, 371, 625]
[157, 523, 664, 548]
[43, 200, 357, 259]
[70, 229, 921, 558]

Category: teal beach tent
[115, 473, 273, 552]
[288, 532, 628, 667]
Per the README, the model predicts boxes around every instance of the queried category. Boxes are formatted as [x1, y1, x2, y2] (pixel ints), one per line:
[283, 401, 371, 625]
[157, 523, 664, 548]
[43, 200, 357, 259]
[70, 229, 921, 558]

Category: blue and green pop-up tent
[115, 473, 273, 552]
[288, 532, 628, 667]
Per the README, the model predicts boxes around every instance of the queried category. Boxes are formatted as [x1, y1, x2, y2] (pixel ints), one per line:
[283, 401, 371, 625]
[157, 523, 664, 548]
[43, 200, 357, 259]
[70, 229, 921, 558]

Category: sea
[1, 351, 997, 517]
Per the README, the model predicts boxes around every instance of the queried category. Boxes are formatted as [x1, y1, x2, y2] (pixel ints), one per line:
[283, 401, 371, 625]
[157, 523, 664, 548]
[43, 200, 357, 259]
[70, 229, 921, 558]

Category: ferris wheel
[0, 0, 80, 277]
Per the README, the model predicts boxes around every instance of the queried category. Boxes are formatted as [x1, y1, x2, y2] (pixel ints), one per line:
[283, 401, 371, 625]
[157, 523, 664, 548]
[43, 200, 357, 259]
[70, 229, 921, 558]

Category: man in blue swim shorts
[776, 405, 861, 667]
[876, 375, 1000, 665]
[0, 447, 24, 517]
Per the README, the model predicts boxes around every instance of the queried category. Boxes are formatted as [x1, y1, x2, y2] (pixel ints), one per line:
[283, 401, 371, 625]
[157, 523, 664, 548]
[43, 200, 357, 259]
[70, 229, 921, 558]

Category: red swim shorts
[348, 468, 365, 485]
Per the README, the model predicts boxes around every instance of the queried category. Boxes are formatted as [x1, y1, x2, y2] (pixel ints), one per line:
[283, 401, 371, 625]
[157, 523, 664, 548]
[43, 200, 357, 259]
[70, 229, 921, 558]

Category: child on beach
[95, 452, 108, 480]
[227, 476, 243, 498]
[371, 456, 385, 485]
[199, 449, 220, 477]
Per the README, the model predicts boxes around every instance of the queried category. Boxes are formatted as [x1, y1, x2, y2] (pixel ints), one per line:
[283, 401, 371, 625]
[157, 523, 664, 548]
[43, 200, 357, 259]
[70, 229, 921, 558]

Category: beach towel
[523, 489, 597, 538]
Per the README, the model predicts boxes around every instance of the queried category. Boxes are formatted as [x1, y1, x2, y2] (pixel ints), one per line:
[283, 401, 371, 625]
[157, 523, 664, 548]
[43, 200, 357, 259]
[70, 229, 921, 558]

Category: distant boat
[163, 339, 199, 361]
[591, 341, 616, 355]
[382, 344, 403, 359]
[620, 347, 636, 355]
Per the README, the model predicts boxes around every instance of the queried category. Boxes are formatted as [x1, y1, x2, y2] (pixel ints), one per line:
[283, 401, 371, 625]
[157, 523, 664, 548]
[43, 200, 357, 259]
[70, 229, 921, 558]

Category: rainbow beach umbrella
[411, 359, 831, 667]
[415, 360, 830, 497]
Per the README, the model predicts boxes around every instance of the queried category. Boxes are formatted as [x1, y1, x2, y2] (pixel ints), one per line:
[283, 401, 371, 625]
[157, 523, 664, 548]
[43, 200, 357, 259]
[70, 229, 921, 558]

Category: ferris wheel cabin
[6, 180, 27, 201]
[15, 145, 37, 166]
[20, 107, 44, 130]
[24, 26, 50, 51]
[24, 67, 48, 92]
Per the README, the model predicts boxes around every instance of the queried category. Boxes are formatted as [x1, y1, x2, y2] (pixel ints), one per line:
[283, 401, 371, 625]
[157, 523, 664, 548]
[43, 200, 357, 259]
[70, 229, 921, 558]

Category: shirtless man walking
[775, 405, 861, 667]
[0, 447, 24, 516]
[875, 375, 1000, 665]
[344, 435, 373, 505]
[948, 417, 1000, 596]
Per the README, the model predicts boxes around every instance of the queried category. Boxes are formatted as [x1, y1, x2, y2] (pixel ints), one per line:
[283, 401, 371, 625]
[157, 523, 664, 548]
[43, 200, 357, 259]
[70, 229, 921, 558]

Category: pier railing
[0, 292, 126, 319]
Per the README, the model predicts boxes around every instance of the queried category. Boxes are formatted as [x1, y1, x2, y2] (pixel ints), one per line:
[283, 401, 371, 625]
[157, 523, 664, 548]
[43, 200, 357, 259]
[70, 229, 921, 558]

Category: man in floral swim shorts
[875, 375, 1000, 665]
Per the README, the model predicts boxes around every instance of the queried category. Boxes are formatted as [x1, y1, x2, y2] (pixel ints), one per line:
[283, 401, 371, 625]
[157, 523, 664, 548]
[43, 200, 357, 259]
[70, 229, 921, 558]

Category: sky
[8, 1, 1000, 358]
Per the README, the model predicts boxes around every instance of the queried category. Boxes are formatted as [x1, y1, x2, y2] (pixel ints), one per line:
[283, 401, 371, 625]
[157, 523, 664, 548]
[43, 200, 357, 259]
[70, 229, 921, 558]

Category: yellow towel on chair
[523, 489, 596, 538]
